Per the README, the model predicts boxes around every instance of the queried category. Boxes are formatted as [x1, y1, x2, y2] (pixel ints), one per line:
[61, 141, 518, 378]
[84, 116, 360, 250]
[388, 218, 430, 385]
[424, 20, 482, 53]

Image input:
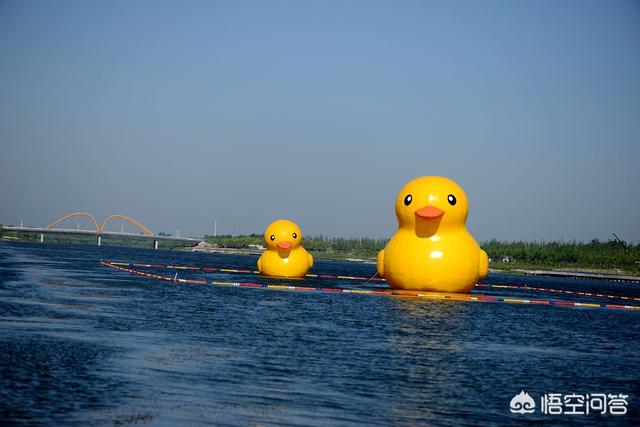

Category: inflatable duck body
[377, 176, 488, 293]
[258, 219, 313, 278]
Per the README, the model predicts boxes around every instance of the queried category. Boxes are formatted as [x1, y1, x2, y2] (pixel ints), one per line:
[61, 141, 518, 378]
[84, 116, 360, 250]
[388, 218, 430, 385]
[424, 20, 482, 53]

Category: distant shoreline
[2, 231, 639, 279]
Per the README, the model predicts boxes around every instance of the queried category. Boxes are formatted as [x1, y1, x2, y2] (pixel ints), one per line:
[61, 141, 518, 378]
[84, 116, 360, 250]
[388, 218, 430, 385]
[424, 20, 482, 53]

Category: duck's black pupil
[448, 194, 456, 205]
[270, 235, 275, 241]
[404, 195, 412, 206]
[292, 233, 297, 239]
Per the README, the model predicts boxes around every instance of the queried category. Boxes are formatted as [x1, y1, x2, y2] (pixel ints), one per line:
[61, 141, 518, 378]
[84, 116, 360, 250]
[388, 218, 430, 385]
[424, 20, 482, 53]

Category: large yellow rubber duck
[257, 219, 313, 278]
[377, 176, 488, 293]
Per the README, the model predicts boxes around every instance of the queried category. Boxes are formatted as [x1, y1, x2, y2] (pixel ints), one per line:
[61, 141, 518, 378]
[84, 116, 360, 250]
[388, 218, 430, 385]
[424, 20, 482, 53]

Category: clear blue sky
[1, 0, 639, 241]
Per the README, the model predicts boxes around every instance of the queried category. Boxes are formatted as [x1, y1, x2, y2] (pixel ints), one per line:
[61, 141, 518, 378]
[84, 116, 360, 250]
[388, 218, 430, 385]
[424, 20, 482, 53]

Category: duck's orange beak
[277, 241, 292, 250]
[415, 205, 445, 220]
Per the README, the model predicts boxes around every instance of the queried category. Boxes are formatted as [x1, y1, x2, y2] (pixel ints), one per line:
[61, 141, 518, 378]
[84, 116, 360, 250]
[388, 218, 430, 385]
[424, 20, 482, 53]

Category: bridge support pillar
[153, 239, 159, 250]
[97, 235, 102, 246]
[39, 233, 44, 243]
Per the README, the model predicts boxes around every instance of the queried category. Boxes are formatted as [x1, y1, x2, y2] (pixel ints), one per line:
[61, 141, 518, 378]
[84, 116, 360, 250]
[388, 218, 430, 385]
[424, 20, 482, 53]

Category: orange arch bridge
[100, 214, 154, 236]
[47, 212, 154, 237]
[46, 211, 158, 244]
[35, 212, 199, 249]
[46, 211, 100, 232]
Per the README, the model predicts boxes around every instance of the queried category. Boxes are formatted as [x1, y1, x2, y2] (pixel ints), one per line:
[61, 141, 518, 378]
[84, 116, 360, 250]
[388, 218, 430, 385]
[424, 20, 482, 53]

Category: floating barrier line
[106, 261, 640, 303]
[118, 261, 385, 281]
[475, 283, 640, 303]
[100, 261, 640, 312]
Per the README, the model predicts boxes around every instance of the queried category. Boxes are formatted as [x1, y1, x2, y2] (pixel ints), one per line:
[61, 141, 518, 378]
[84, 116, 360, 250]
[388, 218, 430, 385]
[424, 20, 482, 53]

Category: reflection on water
[1, 241, 639, 425]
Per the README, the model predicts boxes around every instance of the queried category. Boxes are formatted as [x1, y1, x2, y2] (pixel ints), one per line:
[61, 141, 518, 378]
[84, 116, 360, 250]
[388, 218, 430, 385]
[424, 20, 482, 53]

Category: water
[1, 241, 639, 426]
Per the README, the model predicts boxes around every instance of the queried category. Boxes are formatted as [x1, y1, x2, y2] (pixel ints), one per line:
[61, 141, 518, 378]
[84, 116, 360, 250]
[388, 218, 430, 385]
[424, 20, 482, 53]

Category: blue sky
[1, 0, 639, 241]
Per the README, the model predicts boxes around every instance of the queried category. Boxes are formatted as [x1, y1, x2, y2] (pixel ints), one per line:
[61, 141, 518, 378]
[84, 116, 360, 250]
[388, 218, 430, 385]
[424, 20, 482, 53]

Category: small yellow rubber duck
[257, 219, 313, 278]
[377, 176, 488, 292]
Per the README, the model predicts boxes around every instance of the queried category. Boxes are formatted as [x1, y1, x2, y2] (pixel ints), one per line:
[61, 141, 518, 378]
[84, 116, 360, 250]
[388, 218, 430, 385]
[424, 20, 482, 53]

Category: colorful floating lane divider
[475, 283, 640, 303]
[104, 261, 640, 304]
[100, 261, 640, 312]
[106, 261, 386, 281]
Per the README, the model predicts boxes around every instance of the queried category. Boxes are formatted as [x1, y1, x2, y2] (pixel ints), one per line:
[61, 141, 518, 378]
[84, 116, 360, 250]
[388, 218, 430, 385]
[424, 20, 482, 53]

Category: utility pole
[612, 233, 628, 253]
[214, 219, 217, 237]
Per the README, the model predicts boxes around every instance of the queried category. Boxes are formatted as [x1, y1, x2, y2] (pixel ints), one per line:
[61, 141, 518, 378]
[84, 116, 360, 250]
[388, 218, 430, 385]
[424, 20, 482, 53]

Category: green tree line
[205, 234, 387, 255]
[482, 239, 640, 272]
[205, 234, 639, 272]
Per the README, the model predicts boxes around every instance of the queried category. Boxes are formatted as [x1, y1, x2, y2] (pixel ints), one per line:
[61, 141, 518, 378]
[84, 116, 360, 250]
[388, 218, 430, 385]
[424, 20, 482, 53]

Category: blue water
[1, 241, 639, 426]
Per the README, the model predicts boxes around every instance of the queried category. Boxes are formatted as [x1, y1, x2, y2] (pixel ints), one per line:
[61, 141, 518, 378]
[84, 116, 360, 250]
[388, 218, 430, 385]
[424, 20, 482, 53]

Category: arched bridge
[2, 212, 201, 249]
[45, 212, 155, 236]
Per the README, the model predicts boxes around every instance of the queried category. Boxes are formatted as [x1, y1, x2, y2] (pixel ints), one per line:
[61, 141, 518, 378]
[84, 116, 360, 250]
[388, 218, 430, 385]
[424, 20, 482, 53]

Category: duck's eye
[404, 194, 412, 206]
[447, 194, 457, 206]
[270, 234, 275, 241]
[292, 232, 297, 239]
